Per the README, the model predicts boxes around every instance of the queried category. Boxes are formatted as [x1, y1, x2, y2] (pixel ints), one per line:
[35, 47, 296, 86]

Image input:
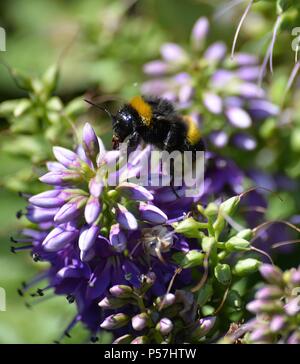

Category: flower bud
[236, 229, 253, 240]
[174, 217, 205, 238]
[132, 313, 149, 331]
[156, 318, 173, 335]
[84, 195, 101, 224]
[100, 313, 130, 330]
[284, 297, 300, 316]
[53, 146, 81, 168]
[82, 123, 100, 163]
[117, 182, 153, 201]
[213, 196, 240, 237]
[29, 190, 64, 208]
[156, 293, 176, 309]
[256, 285, 283, 300]
[172, 250, 205, 269]
[78, 225, 99, 254]
[204, 202, 218, 217]
[160, 43, 187, 64]
[270, 315, 286, 332]
[116, 204, 138, 231]
[131, 336, 149, 344]
[225, 236, 250, 252]
[249, 328, 270, 343]
[39, 170, 82, 185]
[139, 203, 168, 224]
[259, 264, 283, 285]
[233, 258, 261, 276]
[109, 285, 133, 298]
[191, 316, 216, 339]
[191, 17, 209, 50]
[42, 225, 79, 252]
[201, 236, 216, 253]
[54, 196, 87, 224]
[214, 263, 232, 285]
[98, 296, 127, 310]
[109, 224, 127, 253]
[113, 335, 133, 344]
[246, 299, 282, 314]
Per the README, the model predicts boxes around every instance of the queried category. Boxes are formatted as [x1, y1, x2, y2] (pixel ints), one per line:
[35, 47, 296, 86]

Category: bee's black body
[112, 95, 205, 153]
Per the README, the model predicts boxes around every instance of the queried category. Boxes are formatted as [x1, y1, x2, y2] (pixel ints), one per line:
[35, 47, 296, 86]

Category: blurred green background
[0, 0, 299, 344]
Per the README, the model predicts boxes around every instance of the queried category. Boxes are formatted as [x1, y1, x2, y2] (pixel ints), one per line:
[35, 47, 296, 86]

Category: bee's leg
[170, 162, 181, 199]
[127, 131, 141, 148]
[163, 127, 182, 199]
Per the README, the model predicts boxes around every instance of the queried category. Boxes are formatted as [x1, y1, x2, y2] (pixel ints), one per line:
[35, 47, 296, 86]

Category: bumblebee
[111, 95, 205, 153]
[85, 95, 205, 196]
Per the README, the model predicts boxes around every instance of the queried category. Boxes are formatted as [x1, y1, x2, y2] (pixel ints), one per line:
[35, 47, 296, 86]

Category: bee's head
[112, 106, 136, 149]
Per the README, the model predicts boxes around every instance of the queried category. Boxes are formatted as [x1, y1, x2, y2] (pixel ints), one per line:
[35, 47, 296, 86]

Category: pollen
[184, 116, 202, 145]
[129, 96, 153, 126]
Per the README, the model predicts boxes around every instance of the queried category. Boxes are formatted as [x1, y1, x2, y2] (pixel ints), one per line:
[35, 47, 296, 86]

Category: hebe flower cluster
[15, 123, 198, 337]
[142, 17, 279, 151]
[14, 123, 270, 343]
[245, 264, 300, 344]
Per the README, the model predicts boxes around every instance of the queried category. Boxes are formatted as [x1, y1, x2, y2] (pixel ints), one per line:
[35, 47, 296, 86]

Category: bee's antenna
[84, 99, 114, 120]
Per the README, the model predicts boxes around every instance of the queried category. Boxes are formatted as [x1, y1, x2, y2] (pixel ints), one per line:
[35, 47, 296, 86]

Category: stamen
[57, 315, 81, 343]
[16, 210, 23, 219]
[251, 246, 274, 265]
[258, 41, 273, 86]
[66, 294, 75, 304]
[10, 245, 33, 253]
[284, 62, 300, 98]
[231, 0, 254, 59]
[272, 239, 300, 249]
[269, 15, 282, 74]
